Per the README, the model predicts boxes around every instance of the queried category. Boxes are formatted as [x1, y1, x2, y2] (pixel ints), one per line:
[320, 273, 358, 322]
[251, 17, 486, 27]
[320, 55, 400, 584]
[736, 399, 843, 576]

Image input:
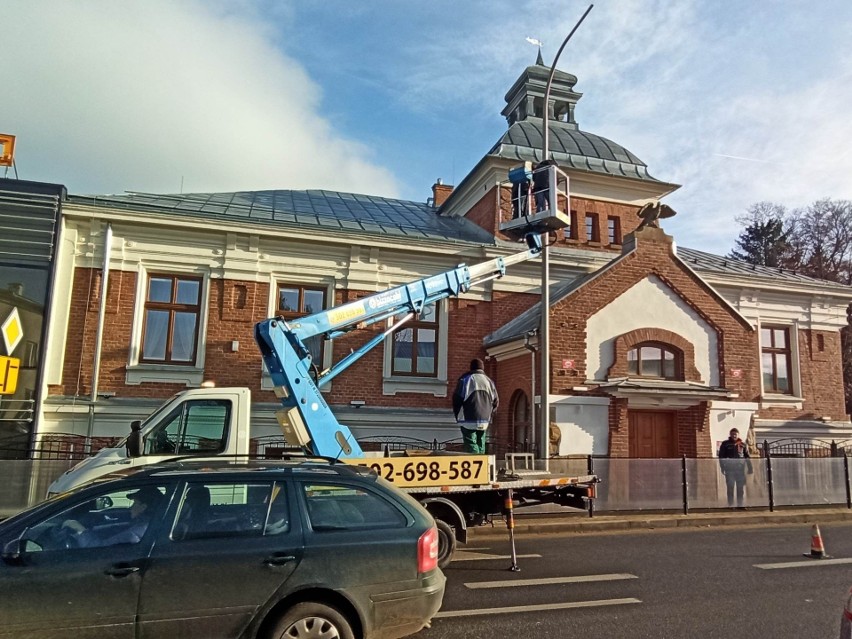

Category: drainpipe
[87, 223, 112, 445]
[524, 332, 538, 453]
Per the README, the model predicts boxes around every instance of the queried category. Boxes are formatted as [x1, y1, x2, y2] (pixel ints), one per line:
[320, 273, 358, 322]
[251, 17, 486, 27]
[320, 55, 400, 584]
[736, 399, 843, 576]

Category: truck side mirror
[127, 420, 143, 458]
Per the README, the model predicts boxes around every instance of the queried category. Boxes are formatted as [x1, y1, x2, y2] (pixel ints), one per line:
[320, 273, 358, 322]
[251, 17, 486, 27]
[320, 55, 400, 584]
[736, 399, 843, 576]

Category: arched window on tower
[626, 343, 683, 380]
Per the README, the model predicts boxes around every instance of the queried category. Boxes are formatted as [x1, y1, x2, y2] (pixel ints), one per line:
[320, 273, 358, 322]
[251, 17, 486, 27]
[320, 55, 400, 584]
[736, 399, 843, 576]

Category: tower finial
[525, 37, 544, 65]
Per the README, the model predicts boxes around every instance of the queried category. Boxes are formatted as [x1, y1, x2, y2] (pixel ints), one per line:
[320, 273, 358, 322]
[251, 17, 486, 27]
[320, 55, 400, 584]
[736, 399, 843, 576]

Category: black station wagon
[0, 459, 445, 639]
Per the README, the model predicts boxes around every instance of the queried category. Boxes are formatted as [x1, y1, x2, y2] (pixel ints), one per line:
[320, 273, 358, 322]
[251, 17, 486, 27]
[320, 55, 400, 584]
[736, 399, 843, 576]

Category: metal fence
[3, 433, 852, 518]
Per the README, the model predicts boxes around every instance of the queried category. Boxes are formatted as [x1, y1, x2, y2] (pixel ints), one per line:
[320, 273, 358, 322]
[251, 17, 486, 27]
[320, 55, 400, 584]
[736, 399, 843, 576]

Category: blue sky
[3, 1, 852, 255]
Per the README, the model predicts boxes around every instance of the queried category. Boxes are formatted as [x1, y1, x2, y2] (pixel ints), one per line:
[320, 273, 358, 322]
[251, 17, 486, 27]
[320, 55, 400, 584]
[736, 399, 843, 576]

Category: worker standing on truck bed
[452, 358, 499, 454]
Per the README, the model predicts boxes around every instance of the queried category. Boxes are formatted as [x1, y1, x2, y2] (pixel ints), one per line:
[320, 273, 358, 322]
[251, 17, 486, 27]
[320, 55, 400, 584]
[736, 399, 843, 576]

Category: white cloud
[3, 0, 852, 258]
[0, 0, 399, 197]
[378, 0, 852, 253]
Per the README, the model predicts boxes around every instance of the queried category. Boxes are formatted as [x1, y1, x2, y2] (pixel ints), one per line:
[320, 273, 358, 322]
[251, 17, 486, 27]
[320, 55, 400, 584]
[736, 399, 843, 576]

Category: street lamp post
[539, 5, 593, 464]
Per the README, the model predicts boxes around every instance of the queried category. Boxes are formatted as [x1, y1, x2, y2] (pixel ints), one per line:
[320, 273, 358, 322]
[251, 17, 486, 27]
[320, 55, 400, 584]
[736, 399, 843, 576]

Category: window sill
[760, 393, 803, 410]
[383, 376, 448, 397]
[126, 364, 205, 386]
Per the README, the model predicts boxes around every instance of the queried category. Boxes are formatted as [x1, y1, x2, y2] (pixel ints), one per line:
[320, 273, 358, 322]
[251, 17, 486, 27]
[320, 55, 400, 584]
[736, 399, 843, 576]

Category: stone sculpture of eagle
[636, 200, 677, 230]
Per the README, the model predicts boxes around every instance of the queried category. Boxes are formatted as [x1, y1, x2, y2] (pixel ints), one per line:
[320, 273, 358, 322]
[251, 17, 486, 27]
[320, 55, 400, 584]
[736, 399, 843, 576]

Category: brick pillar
[608, 397, 629, 457]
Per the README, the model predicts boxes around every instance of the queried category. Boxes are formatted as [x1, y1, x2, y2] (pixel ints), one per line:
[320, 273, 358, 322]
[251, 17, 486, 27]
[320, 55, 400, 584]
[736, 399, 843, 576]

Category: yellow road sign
[0, 134, 15, 167]
[0, 356, 19, 394]
[1, 307, 23, 356]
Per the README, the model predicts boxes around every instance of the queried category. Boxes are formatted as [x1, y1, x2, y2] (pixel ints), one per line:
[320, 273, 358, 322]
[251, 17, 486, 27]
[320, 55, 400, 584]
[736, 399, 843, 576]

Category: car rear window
[302, 483, 407, 531]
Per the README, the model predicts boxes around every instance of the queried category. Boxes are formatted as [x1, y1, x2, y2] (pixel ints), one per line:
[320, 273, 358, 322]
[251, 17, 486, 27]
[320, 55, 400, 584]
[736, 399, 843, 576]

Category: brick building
[35, 58, 852, 457]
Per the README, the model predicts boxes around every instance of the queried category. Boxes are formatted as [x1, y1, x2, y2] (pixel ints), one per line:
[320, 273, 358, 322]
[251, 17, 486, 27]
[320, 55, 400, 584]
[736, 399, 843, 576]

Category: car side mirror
[127, 420, 143, 458]
[2, 538, 41, 565]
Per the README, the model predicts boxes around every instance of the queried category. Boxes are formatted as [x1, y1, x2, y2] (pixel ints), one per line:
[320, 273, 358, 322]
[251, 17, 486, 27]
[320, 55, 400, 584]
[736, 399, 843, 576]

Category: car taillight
[845, 588, 852, 620]
[418, 526, 438, 573]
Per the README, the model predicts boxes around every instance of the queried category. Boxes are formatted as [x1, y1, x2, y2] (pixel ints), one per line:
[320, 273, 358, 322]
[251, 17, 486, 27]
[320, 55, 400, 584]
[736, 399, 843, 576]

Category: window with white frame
[761, 326, 792, 394]
[391, 304, 438, 377]
[276, 283, 328, 365]
[383, 301, 448, 396]
[141, 275, 202, 364]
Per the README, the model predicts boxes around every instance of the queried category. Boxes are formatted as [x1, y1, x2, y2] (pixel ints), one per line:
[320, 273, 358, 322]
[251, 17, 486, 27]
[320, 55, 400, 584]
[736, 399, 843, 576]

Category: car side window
[23, 484, 168, 552]
[303, 483, 407, 531]
[143, 400, 230, 456]
[172, 481, 287, 541]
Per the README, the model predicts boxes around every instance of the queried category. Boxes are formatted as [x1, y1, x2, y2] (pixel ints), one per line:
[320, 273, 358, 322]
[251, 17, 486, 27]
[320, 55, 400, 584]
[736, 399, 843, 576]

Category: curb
[467, 509, 852, 539]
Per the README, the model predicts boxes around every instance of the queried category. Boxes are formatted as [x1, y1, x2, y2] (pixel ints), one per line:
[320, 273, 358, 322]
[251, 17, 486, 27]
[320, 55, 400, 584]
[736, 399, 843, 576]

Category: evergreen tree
[729, 217, 788, 267]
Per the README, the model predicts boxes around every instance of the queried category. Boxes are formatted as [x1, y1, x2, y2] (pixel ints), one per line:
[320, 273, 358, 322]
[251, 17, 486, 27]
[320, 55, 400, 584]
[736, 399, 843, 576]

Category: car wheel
[270, 602, 355, 639]
[435, 518, 456, 569]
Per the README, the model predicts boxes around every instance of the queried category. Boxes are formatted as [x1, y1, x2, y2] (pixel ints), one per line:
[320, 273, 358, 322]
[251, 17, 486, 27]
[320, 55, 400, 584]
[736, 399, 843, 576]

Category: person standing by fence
[718, 428, 753, 507]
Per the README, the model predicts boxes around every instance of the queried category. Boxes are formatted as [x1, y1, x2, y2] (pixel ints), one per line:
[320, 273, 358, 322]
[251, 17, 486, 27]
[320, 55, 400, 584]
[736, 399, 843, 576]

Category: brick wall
[759, 328, 847, 421]
[676, 402, 711, 457]
[492, 352, 537, 444]
[50, 268, 538, 413]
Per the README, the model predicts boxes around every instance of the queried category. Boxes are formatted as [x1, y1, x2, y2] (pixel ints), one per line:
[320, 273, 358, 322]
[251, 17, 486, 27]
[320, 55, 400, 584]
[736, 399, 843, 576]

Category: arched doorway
[509, 390, 531, 452]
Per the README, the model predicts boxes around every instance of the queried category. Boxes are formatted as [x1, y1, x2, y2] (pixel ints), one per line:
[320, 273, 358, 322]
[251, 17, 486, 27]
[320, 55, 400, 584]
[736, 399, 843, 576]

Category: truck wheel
[435, 518, 457, 569]
[268, 602, 354, 639]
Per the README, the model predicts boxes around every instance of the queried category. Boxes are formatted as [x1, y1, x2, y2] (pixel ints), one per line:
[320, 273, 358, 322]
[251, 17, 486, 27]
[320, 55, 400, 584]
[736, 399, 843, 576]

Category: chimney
[431, 179, 454, 208]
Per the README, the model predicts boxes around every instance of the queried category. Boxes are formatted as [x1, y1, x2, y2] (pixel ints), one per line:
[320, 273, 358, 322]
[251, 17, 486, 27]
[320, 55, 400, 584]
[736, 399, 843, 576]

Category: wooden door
[629, 411, 676, 458]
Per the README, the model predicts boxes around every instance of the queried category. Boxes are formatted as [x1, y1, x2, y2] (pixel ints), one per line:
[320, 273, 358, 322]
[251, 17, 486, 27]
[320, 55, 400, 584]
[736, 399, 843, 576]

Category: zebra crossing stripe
[464, 573, 638, 589]
[434, 598, 641, 618]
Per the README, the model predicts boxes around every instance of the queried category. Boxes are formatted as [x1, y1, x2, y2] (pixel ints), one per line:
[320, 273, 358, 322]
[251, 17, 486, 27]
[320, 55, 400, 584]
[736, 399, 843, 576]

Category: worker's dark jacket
[718, 438, 753, 475]
[452, 369, 498, 431]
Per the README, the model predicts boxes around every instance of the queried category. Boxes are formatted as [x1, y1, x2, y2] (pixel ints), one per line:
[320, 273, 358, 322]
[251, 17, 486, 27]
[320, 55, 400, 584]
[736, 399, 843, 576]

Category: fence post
[764, 440, 775, 512]
[681, 455, 689, 515]
[832, 440, 839, 457]
[845, 453, 851, 510]
[587, 454, 595, 518]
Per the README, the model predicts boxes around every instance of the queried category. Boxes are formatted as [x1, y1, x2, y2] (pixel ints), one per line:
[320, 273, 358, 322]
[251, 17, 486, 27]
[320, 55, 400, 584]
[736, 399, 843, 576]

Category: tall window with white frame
[277, 284, 327, 365]
[141, 275, 202, 364]
[391, 304, 438, 376]
[761, 326, 792, 394]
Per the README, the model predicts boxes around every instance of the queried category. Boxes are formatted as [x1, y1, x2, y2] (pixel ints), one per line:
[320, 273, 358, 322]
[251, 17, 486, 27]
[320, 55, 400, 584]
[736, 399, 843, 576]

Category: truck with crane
[47, 229, 597, 566]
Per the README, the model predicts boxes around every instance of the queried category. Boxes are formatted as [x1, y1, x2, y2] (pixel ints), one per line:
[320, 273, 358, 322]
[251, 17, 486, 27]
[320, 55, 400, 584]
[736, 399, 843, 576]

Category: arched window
[509, 390, 531, 452]
[627, 343, 682, 380]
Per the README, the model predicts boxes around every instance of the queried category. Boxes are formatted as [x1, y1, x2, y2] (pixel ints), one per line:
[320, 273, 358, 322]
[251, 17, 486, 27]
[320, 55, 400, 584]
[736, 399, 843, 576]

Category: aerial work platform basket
[499, 162, 571, 240]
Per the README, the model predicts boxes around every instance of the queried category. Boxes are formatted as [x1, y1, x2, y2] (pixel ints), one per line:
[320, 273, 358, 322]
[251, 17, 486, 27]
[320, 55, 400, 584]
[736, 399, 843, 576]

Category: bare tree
[786, 199, 852, 284]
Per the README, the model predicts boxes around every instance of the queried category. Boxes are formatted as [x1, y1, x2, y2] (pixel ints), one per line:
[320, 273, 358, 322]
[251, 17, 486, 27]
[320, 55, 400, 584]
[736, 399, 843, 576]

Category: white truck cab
[47, 387, 252, 496]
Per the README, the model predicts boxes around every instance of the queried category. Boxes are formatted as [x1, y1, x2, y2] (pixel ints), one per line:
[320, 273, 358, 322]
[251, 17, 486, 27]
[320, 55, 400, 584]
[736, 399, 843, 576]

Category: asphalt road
[419, 522, 852, 638]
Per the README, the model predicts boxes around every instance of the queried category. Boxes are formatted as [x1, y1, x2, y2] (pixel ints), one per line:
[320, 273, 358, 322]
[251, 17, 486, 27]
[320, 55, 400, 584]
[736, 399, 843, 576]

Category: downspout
[86, 223, 112, 445]
[524, 332, 537, 453]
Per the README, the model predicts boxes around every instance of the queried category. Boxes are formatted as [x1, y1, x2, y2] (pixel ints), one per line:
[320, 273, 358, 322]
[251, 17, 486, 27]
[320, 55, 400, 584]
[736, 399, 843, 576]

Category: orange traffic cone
[804, 524, 829, 559]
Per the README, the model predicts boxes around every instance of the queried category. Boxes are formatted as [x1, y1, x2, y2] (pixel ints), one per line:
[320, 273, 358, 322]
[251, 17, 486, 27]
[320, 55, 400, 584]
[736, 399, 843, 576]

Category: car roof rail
[153, 453, 349, 466]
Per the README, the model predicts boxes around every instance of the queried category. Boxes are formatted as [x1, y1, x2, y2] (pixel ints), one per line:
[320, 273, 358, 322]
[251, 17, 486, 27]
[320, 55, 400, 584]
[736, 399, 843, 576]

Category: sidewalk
[468, 506, 852, 539]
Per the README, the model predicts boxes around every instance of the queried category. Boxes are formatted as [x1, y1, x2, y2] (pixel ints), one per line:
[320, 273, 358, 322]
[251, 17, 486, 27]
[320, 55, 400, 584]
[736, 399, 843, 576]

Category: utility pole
[539, 5, 593, 463]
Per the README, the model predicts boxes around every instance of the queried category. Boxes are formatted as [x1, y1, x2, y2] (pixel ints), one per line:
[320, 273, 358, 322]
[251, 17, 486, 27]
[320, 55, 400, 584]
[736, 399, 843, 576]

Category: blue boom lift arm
[254, 234, 542, 459]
